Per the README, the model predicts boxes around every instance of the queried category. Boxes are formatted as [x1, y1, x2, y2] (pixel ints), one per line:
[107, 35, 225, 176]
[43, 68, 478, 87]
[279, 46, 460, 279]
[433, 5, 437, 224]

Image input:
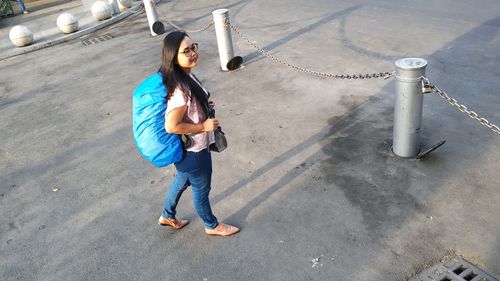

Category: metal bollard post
[392, 58, 427, 157]
[109, 0, 120, 15]
[143, 0, 164, 36]
[212, 9, 238, 71]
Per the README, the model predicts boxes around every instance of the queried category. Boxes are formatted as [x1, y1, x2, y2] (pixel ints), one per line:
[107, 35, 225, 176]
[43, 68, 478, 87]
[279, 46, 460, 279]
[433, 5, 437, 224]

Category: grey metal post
[212, 9, 235, 71]
[143, 0, 164, 36]
[109, 0, 120, 15]
[393, 58, 427, 157]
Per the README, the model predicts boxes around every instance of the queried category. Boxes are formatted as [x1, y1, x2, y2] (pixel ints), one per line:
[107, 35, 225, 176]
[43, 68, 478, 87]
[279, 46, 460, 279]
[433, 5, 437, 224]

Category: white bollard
[57, 13, 79, 34]
[143, 0, 164, 36]
[108, 0, 120, 15]
[91, 1, 112, 21]
[212, 9, 240, 71]
[392, 58, 427, 157]
[9, 25, 34, 47]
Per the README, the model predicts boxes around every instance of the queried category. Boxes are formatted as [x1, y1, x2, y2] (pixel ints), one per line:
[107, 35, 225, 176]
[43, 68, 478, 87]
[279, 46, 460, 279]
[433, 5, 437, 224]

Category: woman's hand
[202, 118, 219, 132]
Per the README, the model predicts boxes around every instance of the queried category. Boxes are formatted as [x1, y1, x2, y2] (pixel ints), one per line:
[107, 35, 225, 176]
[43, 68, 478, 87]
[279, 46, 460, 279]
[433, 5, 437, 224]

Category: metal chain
[226, 21, 393, 79]
[422, 77, 500, 135]
[163, 17, 214, 33]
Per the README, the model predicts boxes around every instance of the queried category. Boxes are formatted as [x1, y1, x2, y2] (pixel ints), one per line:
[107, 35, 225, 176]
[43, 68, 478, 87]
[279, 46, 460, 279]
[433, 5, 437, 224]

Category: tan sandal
[158, 216, 189, 229]
[205, 223, 240, 236]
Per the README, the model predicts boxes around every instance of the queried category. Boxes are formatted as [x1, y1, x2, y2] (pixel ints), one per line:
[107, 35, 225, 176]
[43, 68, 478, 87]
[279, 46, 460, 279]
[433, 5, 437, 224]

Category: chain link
[163, 17, 214, 33]
[422, 77, 500, 135]
[226, 21, 393, 79]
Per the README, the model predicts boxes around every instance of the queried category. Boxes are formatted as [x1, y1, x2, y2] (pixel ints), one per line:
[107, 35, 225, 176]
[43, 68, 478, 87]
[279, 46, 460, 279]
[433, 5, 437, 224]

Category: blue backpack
[133, 73, 183, 167]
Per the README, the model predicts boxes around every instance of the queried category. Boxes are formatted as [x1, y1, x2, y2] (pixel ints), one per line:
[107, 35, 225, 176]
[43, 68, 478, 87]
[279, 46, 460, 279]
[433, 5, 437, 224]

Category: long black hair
[159, 31, 209, 115]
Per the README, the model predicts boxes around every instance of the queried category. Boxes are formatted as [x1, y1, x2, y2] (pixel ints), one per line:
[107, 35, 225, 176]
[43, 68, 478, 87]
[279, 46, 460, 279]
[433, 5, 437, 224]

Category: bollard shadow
[211, 125, 331, 207]
[240, 5, 362, 65]
[221, 114, 368, 228]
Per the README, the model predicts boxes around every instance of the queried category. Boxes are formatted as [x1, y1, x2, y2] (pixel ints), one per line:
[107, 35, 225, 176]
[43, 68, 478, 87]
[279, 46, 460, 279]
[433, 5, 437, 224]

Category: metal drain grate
[82, 34, 114, 46]
[414, 258, 499, 281]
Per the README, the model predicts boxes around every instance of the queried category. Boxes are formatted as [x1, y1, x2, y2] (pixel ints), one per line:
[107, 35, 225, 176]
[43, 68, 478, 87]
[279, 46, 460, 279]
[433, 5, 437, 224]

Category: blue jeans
[17, 0, 27, 13]
[162, 149, 219, 229]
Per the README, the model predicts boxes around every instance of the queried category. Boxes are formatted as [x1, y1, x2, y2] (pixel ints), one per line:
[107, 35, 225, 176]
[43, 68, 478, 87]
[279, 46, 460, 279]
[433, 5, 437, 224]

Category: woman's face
[176, 36, 199, 72]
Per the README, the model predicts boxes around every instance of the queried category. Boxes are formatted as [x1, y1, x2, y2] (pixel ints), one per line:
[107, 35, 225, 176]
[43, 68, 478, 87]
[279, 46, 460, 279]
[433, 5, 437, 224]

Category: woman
[158, 31, 239, 236]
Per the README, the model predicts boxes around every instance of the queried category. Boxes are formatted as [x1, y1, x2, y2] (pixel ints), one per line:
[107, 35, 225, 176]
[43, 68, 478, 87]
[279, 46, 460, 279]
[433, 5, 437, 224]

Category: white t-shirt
[165, 78, 215, 152]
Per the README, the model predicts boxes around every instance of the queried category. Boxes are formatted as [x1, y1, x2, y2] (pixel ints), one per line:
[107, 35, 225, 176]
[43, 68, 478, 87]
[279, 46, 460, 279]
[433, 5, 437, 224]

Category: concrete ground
[1, 0, 499, 280]
[0, 0, 141, 60]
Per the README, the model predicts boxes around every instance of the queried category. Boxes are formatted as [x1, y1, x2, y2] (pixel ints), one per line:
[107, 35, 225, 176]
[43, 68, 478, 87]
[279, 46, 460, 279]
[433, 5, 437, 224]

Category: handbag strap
[189, 73, 212, 118]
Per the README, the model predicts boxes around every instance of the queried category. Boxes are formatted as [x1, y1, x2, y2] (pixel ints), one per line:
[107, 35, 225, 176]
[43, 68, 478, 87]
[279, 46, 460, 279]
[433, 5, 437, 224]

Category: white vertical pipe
[143, 0, 162, 36]
[212, 9, 235, 71]
[393, 58, 427, 157]
[109, 0, 120, 15]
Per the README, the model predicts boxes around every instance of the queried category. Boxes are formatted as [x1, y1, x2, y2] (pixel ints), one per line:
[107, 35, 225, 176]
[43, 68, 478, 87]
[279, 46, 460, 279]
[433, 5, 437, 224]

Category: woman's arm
[165, 105, 219, 134]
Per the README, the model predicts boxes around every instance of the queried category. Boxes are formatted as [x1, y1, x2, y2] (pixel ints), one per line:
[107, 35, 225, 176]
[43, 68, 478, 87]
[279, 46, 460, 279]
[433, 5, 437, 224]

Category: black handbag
[210, 127, 227, 152]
